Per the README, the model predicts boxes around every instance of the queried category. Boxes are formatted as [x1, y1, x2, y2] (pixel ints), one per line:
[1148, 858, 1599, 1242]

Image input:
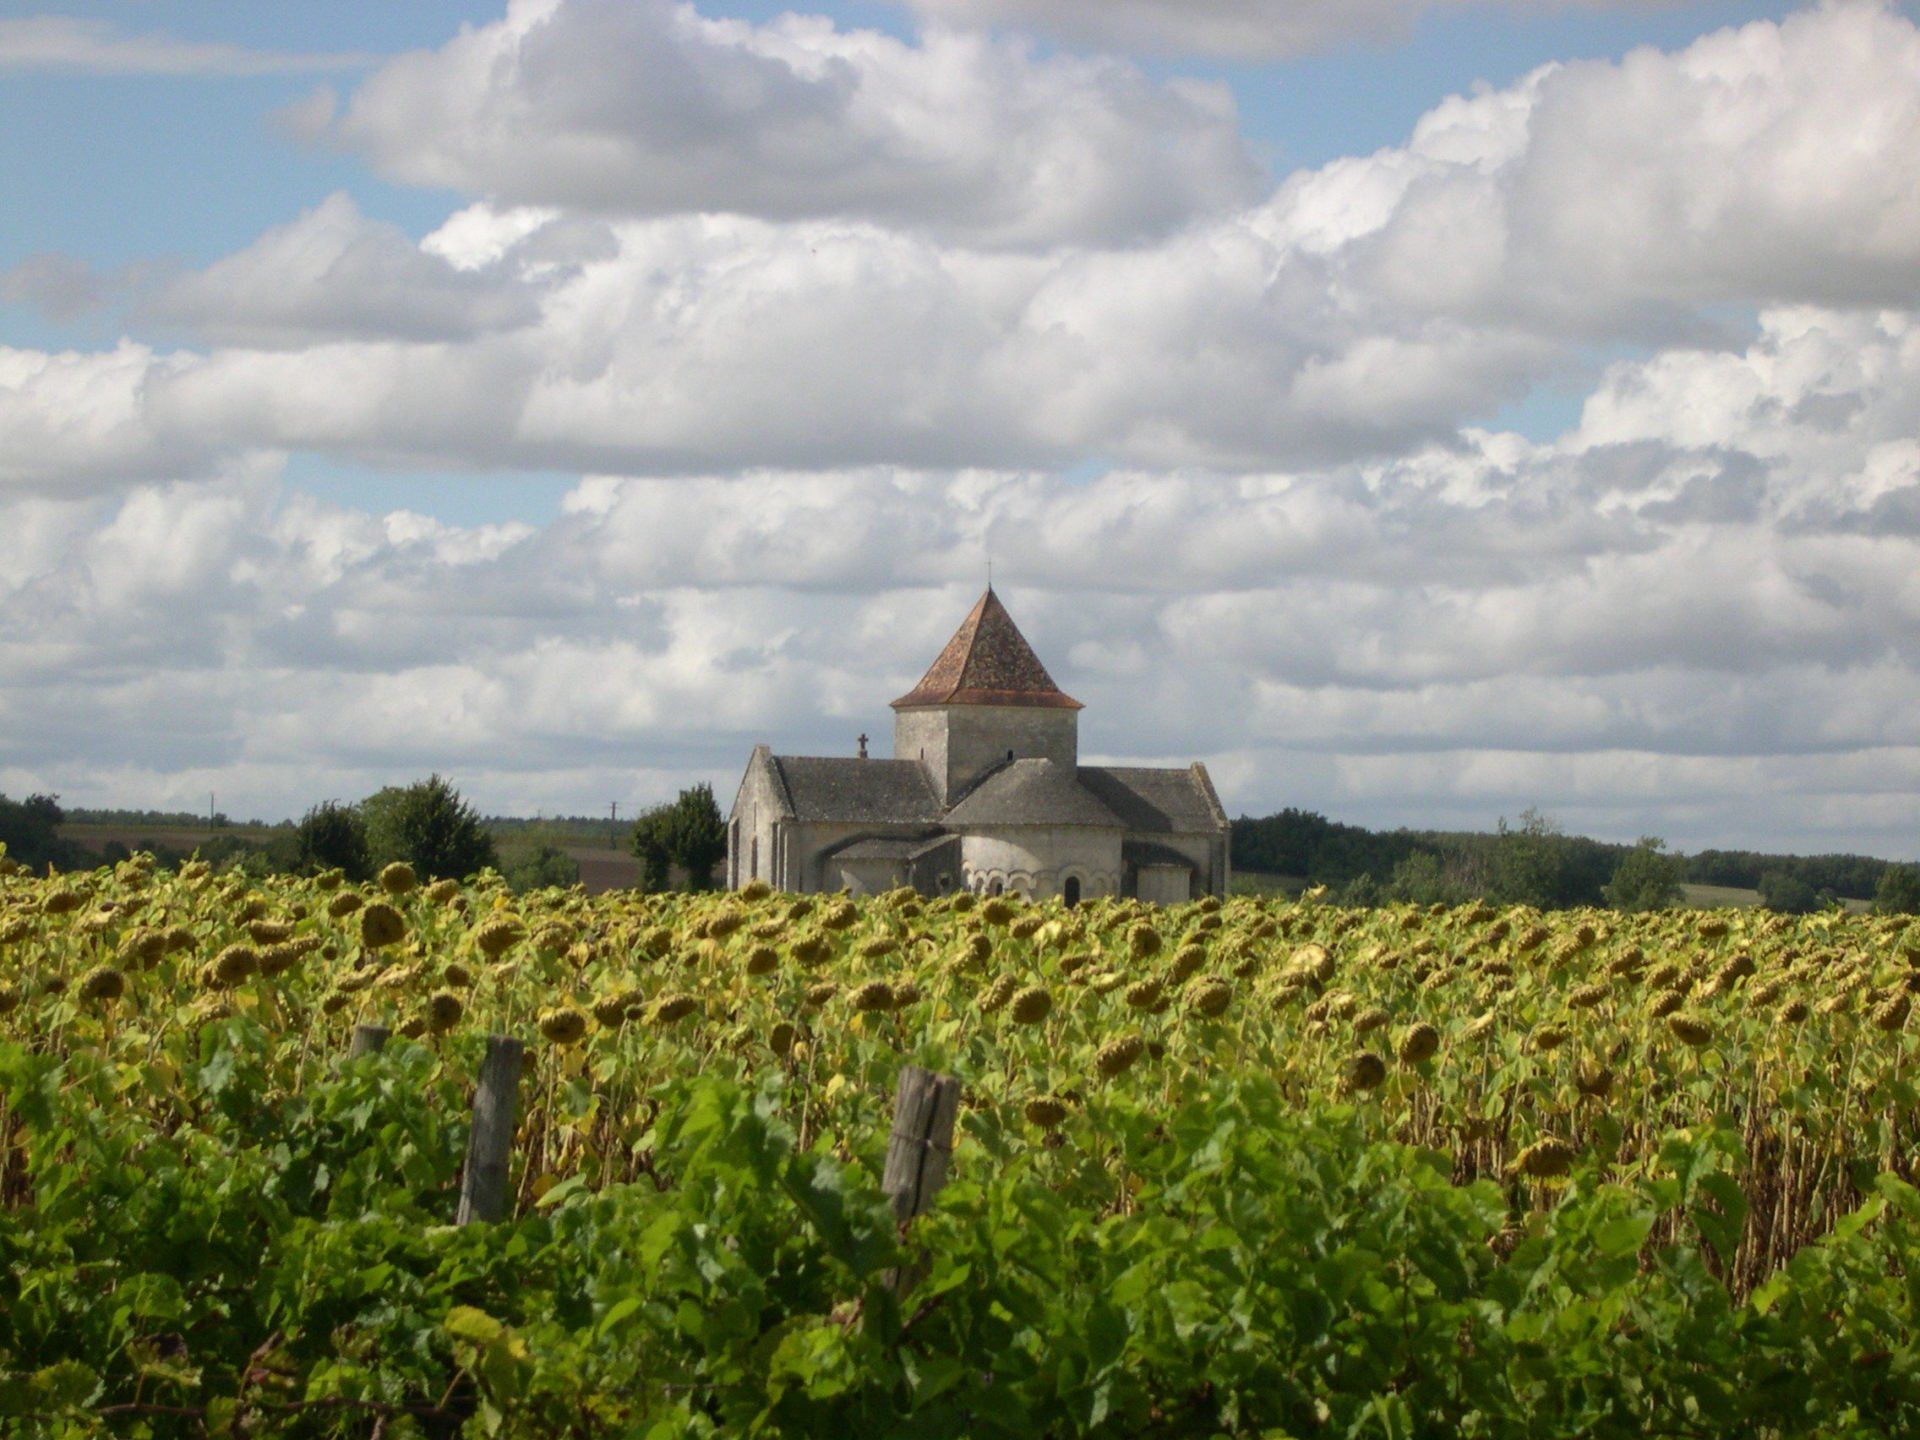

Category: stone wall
[893, 704, 1078, 803]
[1135, 864, 1192, 906]
[727, 749, 788, 889]
[958, 826, 1122, 900]
[1125, 830, 1225, 900]
[809, 836, 961, 896]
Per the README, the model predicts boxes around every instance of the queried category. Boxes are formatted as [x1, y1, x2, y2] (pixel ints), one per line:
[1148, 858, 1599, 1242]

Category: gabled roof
[1077, 765, 1226, 836]
[825, 832, 958, 862]
[767, 756, 943, 826]
[891, 588, 1082, 711]
[943, 759, 1125, 829]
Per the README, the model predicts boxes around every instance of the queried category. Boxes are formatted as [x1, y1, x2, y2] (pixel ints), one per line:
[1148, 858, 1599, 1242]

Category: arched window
[988, 879, 1004, 897]
[750, 835, 759, 878]
[1063, 876, 1081, 907]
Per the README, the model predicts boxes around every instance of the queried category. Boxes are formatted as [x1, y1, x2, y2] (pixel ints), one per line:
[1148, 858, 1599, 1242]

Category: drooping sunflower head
[473, 916, 525, 960]
[1513, 1137, 1577, 1179]
[650, 993, 699, 1027]
[1094, 1033, 1145, 1080]
[77, 965, 127, 1005]
[1665, 1013, 1714, 1047]
[1343, 1051, 1388, 1092]
[1023, 1095, 1069, 1129]
[537, 1006, 589, 1045]
[1397, 1022, 1440, 1066]
[1008, 986, 1052, 1025]
[207, 944, 258, 989]
[426, 990, 464, 1034]
[1187, 978, 1233, 1019]
[360, 903, 407, 951]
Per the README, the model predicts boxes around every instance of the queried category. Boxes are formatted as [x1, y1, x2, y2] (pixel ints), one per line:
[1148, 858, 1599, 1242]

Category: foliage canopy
[631, 782, 728, 891]
[360, 775, 498, 881]
[1605, 836, 1684, 912]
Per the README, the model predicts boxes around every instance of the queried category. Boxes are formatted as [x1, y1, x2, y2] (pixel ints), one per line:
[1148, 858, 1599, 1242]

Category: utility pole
[609, 800, 618, 850]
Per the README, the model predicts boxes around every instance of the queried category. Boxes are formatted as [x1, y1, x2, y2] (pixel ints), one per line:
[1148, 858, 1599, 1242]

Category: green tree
[296, 800, 373, 880]
[1757, 868, 1822, 915]
[1490, 807, 1573, 908]
[1386, 850, 1472, 906]
[360, 775, 498, 881]
[0, 792, 74, 871]
[1874, 863, 1920, 916]
[1335, 872, 1384, 907]
[504, 842, 581, 895]
[631, 783, 729, 892]
[1605, 836, 1683, 912]
[630, 815, 671, 891]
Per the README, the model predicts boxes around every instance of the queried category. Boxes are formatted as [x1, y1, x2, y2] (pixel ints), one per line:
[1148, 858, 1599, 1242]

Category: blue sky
[2, 0, 1918, 853]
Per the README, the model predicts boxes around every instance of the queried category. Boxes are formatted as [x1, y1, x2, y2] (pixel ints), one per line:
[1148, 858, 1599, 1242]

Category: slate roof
[943, 759, 1127, 829]
[767, 756, 942, 826]
[758, 752, 1227, 838]
[826, 831, 954, 862]
[1078, 766, 1225, 835]
[891, 588, 1083, 711]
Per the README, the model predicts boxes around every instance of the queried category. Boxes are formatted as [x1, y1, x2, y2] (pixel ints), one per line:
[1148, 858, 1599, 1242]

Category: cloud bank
[319, 0, 1263, 248]
[1, 1, 1916, 857]
[891, 0, 1677, 60]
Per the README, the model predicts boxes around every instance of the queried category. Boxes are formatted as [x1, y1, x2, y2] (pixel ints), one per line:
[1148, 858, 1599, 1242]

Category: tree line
[288, 779, 730, 892]
[3, 779, 734, 896]
[1231, 806, 1920, 915]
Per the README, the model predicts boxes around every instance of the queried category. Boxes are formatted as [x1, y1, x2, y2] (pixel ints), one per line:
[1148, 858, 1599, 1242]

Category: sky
[1, 0, 1918, 858]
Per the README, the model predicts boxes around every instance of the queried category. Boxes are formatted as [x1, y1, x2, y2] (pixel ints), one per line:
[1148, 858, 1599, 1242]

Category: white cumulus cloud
[889, 0, 1675, 60]
[151, 194, 545, 347]
[320, 0, 1264, 247]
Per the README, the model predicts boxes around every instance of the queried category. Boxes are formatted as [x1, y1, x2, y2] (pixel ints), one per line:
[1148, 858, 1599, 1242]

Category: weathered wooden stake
[456, 1034, 525, 1226]
[881, 1065, 961, 1295]
[347, 1024, 390, 1058]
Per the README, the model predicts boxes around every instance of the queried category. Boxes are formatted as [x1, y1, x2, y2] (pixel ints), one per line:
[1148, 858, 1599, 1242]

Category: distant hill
[50, 809, 641, 894]
[1232, 807, 1902, 906]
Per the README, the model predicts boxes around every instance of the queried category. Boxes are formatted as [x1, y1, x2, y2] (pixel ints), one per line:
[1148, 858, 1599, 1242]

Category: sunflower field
[5, 850, 1920, 1437]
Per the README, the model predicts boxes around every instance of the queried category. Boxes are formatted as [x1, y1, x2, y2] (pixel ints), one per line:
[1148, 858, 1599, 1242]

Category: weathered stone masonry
[727, 588, 1230, 903]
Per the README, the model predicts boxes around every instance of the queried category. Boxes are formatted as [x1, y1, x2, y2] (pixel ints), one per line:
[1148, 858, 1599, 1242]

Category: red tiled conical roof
[891, 588, 1082, 711]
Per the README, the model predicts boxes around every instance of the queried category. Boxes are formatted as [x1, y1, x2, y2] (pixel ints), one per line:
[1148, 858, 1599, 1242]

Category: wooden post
[456, 1035, 525, 1226]
[347, 1023, 390, 1058]
[881, 1066, 960, 1295]
[883, 1066, 961, 1222]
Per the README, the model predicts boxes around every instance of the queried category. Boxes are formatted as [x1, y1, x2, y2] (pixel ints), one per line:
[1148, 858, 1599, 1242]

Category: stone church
[727, 588, 1230, 903]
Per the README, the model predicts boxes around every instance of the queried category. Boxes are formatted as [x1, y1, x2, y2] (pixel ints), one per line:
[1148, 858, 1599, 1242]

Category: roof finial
[986, 556, 993, 593]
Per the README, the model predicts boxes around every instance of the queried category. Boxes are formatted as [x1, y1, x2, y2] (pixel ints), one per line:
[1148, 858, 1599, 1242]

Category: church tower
[891, 588, 1082, 804]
